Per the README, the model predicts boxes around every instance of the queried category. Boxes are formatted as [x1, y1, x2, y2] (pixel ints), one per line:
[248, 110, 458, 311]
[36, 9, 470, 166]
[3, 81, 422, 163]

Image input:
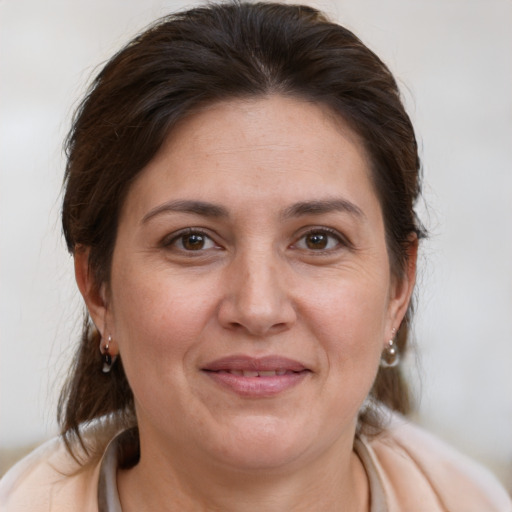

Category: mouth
[211, 369, 296, 377]
[202, 355, 311, 397]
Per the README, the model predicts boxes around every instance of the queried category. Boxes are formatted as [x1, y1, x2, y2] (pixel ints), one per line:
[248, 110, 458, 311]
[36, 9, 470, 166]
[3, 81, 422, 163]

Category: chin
[207, 415, 321, 472]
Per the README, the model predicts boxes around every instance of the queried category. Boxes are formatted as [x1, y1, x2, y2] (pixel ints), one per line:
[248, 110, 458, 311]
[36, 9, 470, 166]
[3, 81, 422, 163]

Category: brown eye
[181, 233, 207, 250]
[294, 229, 343, 251]
[164, 230, 218, 252]
[305, 233, 329, 250]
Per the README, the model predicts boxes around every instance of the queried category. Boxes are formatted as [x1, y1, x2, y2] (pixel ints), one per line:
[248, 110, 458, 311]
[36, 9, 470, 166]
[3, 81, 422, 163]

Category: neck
[117, 430, 369, 512]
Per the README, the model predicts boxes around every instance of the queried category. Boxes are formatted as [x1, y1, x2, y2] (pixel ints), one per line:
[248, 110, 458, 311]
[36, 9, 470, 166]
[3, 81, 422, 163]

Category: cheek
[109, 263, 220, 369]
[108, 268, 222, 425]
[287, 275, 389, 441]
[307, 275, 389, 339]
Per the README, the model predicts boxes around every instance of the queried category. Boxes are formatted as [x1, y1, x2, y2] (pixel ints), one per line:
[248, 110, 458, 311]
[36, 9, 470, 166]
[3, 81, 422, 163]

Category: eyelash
[292, 227, 351, 253]
[161, 228, 219, 253]
[160, 227, 351, 254]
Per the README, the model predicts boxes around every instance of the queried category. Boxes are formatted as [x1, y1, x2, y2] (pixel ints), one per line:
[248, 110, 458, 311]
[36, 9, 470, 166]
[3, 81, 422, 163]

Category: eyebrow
[281, 199, 365, 220]
[141, 197, 364, 224]
[142, 199, 229, 223]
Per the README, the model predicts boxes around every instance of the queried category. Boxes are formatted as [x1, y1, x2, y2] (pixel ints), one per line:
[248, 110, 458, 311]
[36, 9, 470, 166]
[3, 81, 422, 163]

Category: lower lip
[203, 370, 309, 397]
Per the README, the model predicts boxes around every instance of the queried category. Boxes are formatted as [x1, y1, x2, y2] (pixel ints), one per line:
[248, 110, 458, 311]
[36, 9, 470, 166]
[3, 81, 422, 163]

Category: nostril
[225, 320, 290, 337]
[217, 280, 297, 335]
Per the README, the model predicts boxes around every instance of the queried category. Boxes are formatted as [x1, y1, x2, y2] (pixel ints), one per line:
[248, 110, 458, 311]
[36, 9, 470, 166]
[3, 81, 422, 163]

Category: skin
[76, 95, 417, 511]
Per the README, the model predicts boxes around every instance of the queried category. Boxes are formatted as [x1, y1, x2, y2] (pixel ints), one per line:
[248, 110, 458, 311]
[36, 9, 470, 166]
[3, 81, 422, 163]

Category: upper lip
[202, 355, 309, 373]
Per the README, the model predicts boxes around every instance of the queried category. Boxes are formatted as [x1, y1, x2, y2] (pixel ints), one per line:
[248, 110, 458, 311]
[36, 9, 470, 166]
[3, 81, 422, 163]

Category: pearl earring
[380, 328, 399, 368]
[100, 335, 117, 373]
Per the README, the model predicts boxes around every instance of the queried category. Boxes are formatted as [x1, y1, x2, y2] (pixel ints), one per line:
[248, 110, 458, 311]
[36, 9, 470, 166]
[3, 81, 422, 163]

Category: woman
[1, 2, 510, 511]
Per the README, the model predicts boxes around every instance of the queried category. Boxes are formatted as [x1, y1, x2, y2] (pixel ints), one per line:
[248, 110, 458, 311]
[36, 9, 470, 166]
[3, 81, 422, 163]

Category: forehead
[122, 95, 378, 220]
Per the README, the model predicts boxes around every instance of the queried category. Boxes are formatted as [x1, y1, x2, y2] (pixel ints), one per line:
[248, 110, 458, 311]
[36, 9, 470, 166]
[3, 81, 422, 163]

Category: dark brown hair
[59, 1, 425, 459]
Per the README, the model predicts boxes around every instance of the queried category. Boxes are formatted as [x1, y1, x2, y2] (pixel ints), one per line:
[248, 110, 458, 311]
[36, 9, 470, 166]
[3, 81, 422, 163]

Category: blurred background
[1, 0, 511, 490]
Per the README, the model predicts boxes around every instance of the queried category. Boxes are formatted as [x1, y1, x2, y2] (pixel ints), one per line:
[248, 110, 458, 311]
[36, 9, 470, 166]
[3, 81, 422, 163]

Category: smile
[202, 355, 311, 397]
[215, 369, 292, 377]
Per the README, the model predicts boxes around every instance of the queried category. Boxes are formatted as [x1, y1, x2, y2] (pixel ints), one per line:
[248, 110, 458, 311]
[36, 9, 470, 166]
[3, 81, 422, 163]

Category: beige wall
[1, 0, 511, 490]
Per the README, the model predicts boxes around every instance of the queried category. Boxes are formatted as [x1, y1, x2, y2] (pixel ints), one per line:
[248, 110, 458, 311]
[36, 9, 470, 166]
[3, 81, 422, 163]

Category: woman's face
[83, 95, 415, 471]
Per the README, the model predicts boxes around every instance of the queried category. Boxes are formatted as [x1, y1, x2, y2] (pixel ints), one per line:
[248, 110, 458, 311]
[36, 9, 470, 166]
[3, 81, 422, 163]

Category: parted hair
[59, 1, 425, 461]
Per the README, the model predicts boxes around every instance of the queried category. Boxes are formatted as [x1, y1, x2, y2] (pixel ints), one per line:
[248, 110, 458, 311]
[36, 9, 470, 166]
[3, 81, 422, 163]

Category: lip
[202, 355, 311, 397]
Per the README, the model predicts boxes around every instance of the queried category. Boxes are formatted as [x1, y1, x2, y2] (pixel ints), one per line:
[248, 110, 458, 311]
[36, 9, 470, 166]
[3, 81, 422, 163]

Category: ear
[386, 235, 418, 340]
[74, 246, 108, 338]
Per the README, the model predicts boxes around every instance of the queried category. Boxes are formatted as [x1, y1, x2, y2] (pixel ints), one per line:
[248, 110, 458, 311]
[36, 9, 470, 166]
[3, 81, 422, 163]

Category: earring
[380, 328, 399, 368]
[100, 335, 117, 373]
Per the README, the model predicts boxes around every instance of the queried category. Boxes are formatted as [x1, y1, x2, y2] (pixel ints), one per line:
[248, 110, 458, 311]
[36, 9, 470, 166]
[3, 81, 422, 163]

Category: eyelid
[161, 227, 221, 251]
[292, 226, 353, 251]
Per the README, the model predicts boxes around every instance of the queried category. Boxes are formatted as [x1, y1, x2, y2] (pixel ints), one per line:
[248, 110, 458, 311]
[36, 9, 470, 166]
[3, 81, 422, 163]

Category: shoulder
[0, 437, 101, 512]
[364, 412, 512, 512]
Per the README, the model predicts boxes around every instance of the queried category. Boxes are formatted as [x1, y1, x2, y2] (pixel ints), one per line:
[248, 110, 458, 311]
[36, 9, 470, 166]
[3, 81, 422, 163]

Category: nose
[217, 248, 297, 337]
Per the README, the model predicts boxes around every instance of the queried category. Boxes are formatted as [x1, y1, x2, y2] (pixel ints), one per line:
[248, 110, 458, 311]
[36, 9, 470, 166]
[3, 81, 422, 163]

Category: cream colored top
[1, 414, 511, 511]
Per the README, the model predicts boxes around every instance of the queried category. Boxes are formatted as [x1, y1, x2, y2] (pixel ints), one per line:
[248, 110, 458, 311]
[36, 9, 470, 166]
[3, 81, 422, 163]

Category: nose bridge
[242, 246, 280, 308]
[219, 241, 295, 335]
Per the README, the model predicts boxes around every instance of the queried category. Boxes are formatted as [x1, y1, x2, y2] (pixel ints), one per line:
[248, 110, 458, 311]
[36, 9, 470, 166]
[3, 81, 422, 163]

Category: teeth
[242, 370, 259, 377]
[221, 369, 290, 377]
[258, 370, 277, 377]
